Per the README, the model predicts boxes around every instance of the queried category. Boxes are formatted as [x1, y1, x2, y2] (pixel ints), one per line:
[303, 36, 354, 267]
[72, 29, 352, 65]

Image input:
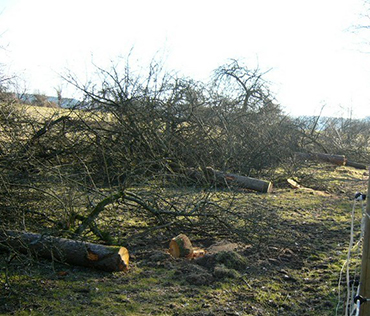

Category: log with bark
[169, 234, 193, 258]
[0, 230, 129, 272]
[346, 160, 368, 170]
[295, 152, 347, 166]
[186, 167, 273, 193]
[295, 152, 368, 170]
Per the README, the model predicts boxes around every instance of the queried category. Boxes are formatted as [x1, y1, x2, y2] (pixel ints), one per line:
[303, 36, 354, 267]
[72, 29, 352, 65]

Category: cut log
[191, 248, 206, 259]
[287, 178, 303, 189]
[186, 167, 273, 193]
[0, 230, 129, 272]
[169, 234, 193, 258]
[295, 152, 367, 170]
[286, 178, 329, 196]
[169, 234, 206, 259]
[295, 152, 347, 166]
[346, 160, 368, 170]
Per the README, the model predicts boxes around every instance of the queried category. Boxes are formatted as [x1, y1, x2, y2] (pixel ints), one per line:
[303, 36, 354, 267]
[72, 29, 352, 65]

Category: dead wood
[295, 152, 368, 170]
[74, 191, 124, 236]
[169, 234, 205, 259]
[0, 230, 129, 272]
[75, 190, 167, 238]
[169, 234, 193, 258]
[186, 167, 273, 193]
[346, 160, 367, 170]
[286, 178, 329, 196]
[287, 178, 303, 189]
[295, 152, 347, 166]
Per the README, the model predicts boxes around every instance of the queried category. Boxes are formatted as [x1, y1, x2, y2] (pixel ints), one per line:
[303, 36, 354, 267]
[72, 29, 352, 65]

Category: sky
[0, 0, 370, 118]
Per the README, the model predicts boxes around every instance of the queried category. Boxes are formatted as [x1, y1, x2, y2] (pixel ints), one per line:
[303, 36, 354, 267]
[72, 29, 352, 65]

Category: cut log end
[287, 178, 302, 189]
[169, 234, 206, 259]
[169, 234, 193, 258]
[266, 182, 273, 193]
[118, 247, 130, 271]
[191, 248, 206, 259]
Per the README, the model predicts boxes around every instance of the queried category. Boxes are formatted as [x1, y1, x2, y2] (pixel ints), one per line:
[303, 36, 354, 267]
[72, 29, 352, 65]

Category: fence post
[359, 169, 370, 315]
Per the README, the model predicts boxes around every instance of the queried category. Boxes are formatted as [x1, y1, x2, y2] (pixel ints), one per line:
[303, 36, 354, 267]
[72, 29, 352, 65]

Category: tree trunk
[346, 160, 367, 170]
[295, 152, 347, 166]
[0, 230, 129, 272]
[187, 167, 272, 193]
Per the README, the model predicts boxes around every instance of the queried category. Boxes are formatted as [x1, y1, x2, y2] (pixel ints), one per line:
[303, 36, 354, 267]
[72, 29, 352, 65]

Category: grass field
[0, 162, 367, 315]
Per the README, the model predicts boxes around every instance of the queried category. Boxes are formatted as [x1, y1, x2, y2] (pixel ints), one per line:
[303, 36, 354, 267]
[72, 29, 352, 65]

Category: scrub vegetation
[0, 58, 370, 315]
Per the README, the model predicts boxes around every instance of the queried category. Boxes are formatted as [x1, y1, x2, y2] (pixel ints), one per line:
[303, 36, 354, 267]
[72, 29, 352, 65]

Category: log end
[287, 178, 301, 189]
[118, 247, 130, 271]
[190, 248, 206, 259]
[86, 246, 130, 272]
[266, 181, 273, 193]
[169, 234, 193, 258]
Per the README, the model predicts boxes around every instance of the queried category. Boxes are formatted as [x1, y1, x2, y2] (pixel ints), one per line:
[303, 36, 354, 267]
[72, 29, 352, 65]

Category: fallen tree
[346, 160, 368, 170]
[0, 230, 129, 272]
[295, 152, 347, 166]
[186, 167, 273, 193]
[295, 152, 368, 170]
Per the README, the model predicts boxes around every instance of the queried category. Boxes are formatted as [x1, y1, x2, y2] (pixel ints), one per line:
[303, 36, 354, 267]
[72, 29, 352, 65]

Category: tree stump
[168, 234, 206, 259]
[169, 234, 193, 258]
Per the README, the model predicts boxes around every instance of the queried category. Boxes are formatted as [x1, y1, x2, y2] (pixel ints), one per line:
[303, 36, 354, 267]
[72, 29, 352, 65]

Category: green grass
[0, 163, 368, 315]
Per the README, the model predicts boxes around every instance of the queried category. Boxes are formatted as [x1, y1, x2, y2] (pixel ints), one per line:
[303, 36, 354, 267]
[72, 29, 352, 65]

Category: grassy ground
[0, 163, 368, 315]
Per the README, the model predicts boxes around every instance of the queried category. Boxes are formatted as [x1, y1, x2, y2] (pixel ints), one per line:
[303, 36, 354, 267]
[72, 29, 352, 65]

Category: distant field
[18, 103, 77, 118]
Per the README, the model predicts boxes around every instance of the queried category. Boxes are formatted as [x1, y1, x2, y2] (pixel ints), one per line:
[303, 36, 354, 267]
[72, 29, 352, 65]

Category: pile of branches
[0, 58, 300, 244]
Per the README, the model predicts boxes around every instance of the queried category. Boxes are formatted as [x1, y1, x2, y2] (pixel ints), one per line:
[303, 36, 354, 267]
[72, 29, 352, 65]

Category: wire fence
[336, 195, 366, 316]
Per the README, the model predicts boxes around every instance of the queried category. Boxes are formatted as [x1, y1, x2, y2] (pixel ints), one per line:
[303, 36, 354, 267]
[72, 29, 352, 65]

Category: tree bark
[346, 160, 367, 170]
[295, 152, 347, 166]
[169, 234, 193, 258]
[0, 230, 129, 272]
[187, 167, 273, 193]
[169, 234, 205, 259]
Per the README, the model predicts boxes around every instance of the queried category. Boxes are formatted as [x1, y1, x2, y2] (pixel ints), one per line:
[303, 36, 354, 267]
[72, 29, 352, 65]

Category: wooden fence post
[359, 169, 370, 315]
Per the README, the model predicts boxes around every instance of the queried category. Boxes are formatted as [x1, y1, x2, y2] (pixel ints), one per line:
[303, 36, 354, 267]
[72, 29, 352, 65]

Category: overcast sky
[1, 0, 370, 118]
